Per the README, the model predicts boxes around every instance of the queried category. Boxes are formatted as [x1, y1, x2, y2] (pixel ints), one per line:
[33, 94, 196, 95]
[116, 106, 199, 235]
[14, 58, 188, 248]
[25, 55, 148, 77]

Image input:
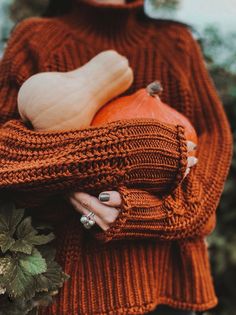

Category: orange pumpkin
[91, 81, 198, 152]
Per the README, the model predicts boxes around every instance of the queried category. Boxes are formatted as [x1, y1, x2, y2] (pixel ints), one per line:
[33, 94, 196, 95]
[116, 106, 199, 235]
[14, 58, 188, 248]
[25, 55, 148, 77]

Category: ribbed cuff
[121, 123, 188, 193]
[89, 186, 169, 243]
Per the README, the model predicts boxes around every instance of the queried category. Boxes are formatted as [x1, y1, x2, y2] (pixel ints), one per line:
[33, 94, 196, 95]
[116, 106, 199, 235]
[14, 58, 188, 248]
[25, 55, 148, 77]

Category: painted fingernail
[99, 192, 110, 202]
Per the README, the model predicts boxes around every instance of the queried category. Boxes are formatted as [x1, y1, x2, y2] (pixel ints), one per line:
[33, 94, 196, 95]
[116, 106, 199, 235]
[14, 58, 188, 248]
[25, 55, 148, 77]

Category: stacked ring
[80, 211, 96, 229]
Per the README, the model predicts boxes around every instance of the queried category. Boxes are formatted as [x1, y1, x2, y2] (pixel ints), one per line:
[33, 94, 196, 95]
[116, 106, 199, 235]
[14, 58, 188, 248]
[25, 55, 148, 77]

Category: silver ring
[80, 211, 96, 229]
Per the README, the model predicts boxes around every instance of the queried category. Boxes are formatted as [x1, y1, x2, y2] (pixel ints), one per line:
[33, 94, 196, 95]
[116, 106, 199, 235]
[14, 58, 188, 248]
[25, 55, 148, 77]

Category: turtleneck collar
[60, 0, 149, 49]
[69, 0, 145, 24]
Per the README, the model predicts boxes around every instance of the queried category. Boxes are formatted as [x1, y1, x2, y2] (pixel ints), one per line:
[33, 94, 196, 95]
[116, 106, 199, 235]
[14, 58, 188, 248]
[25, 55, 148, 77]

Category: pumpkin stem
[146, 81, 163, 97]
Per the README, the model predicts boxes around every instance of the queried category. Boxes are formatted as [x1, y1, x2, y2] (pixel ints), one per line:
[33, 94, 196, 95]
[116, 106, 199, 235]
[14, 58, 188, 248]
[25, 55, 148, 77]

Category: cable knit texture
[0, 0, 233, 314]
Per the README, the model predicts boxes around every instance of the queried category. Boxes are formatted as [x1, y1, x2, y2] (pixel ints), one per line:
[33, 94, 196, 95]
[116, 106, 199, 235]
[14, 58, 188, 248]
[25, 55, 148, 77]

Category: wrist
[120, 123, 188, 193]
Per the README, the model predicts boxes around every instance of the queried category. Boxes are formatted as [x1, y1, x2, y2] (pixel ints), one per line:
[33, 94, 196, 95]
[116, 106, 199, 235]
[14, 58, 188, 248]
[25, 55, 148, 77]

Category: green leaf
[26, 233, 55, 246]
[35, 273, 51, 293]
[16, 217, 37, 240]
[35, 224, 54, 230]
[6, 264, 35, 300]
[0, 233, 15, 253]
[0, 254, 35, 300]
[28, 308, 39, 315]
[35, 258, 69, 293]
[0, 256, 15, 277]
[10, 216, 54, 254]
[9, 233, 54, 255]
[0, 202, 68, 309]
[39, 246, 56, 262]
[31, 292, 54, 308]
[0, 295, 35, 315]
[19, 248, 47, 275]
[10, 240, 33, 255]
[0, 202, 24, 234]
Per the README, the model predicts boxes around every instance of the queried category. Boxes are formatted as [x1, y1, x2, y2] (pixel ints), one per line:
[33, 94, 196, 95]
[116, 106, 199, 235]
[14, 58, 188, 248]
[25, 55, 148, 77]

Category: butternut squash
[17, 50, 133, 131]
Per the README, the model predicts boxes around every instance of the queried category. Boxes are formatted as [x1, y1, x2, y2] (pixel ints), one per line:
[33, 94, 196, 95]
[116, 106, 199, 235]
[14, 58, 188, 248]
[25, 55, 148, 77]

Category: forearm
[0, 118, 187, 207]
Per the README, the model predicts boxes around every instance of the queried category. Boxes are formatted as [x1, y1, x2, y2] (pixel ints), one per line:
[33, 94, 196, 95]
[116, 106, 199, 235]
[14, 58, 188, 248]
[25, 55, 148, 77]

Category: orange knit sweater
[0, 0, 233, 314]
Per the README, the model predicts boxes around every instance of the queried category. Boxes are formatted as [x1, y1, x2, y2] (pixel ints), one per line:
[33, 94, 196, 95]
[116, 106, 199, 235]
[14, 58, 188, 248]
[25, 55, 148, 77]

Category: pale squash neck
[61, 0, 148, 49]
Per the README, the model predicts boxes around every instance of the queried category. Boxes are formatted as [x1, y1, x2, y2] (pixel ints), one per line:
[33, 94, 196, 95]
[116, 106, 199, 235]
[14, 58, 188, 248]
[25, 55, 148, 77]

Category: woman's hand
[69, 191, 122, 231]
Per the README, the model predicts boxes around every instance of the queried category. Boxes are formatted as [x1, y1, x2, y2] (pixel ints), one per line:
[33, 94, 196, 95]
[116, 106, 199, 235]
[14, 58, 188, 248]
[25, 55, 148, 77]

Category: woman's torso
[15, 4, 216, 314]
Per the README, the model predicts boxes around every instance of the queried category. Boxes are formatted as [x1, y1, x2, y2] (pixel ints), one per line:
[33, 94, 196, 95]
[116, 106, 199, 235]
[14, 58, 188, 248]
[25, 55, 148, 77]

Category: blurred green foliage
[149, 0, 179, 11]
[0, 0, 13, 54]
[0, 1, 236, 314]
[200, 26, 236, 315]
[9, 0, 47, 22]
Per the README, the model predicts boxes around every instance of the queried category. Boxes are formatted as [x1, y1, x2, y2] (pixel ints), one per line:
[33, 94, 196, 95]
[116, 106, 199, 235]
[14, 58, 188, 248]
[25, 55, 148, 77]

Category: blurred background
[0, 0, 235, 314]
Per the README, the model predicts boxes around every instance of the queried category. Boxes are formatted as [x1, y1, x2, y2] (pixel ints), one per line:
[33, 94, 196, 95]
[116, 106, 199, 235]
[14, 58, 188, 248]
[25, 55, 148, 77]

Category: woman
[0, 0, 232, 314]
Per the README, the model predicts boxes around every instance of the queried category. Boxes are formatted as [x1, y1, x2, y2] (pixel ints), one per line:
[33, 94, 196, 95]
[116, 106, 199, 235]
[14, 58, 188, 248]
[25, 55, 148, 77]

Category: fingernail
[99, 192, 110, 202]
[187, 141, 197, 152]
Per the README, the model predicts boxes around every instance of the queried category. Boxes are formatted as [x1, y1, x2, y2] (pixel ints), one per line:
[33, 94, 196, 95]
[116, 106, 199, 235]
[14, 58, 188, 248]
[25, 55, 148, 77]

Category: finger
[98, 191, 122, 207]
[187, 141, 197, 152]
[69, 196, 88, 215]
[69, 197, 109, 231]
[187, 156, 198, 168]
[72, 192, 93, 210]
[72, 192, 120, 225]
[184, 167, 190, 178]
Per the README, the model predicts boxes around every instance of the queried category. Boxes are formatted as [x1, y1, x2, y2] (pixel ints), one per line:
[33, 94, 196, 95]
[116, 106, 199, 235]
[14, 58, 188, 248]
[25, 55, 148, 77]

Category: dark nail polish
[99, 193, 110, 202]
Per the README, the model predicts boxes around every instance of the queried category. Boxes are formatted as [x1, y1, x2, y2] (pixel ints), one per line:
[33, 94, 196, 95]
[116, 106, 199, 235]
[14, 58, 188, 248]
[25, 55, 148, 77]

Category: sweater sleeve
[90, 31, 233, 243]
[0, 19, 187, 208]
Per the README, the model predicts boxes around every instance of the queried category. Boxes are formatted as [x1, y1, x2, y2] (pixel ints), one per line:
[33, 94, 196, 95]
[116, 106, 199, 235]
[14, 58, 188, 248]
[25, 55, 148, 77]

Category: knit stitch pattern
[0, 0, 233, 314]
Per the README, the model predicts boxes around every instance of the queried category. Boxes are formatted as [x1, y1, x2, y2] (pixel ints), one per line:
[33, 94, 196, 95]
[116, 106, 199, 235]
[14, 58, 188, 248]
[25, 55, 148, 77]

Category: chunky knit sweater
[0, 0, 233, 314]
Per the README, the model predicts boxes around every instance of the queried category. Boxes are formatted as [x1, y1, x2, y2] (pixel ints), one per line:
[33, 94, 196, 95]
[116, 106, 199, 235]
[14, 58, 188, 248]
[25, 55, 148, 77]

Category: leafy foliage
[9, 0, 48, 22]
[0, 202, 69, 314]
